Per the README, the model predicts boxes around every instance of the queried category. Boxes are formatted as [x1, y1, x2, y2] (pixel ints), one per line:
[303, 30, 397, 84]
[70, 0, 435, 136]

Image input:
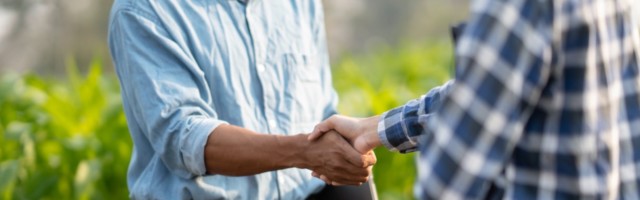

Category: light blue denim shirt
[107, 0, 337, 199]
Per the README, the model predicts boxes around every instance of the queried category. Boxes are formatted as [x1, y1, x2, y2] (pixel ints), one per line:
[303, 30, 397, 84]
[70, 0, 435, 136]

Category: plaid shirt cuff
[377, 80, 455, 153]
[377, 101, 423, 153]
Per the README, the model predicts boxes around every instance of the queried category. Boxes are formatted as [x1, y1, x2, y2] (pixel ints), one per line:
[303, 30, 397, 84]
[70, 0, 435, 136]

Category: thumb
[361, 151, 377, 167]
[307, 117, 336, 141]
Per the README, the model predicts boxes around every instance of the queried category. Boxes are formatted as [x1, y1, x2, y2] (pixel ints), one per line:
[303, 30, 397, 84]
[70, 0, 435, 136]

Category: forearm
[204, 124, 308, 176]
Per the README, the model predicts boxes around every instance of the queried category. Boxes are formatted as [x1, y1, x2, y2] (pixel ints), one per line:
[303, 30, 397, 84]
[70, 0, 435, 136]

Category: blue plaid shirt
[378, 0, 640, 199]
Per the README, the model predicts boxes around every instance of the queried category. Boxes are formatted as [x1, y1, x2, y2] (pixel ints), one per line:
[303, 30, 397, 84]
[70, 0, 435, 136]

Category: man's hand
[203, 124, 374, 183]
[307, 115, 383, 185]
[308, 115, 382, 153]
[297, 131, 376, 185]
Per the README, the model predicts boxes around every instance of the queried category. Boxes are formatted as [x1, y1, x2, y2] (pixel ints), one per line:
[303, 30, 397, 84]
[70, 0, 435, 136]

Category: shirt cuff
[377, 80, 455, 153]
[377, 102, 421, 153]
[180, 117, 228, 176]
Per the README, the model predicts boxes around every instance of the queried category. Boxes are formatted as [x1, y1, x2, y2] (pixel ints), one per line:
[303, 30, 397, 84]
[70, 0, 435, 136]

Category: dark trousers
[306, 180, 378, 200]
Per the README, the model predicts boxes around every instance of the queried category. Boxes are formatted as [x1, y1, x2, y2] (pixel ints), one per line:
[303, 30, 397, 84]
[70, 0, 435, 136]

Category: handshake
[303, 115, 382, 186]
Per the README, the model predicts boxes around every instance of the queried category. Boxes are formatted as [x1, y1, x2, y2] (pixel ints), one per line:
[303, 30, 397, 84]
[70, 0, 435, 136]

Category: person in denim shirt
[107, 0, 375, 199]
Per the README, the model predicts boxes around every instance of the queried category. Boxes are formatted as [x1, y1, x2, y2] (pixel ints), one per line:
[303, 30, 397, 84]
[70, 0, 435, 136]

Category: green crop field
[0, 42, 453, 200]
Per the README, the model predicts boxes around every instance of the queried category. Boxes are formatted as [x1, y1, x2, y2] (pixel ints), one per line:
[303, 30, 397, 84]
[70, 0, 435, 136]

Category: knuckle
[329, 115, 340, 122]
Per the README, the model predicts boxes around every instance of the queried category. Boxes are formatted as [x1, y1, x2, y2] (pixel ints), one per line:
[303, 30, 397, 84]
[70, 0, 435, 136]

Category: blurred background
[0, 0, 468, 199]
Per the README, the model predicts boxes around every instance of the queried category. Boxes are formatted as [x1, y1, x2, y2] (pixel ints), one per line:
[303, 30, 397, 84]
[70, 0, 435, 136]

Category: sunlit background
[0, 0, 468, 199]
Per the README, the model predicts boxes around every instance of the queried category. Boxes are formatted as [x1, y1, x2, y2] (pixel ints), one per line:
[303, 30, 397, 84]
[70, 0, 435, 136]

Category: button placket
[246, 3, 277, 133]
[244, 2, 283, 198]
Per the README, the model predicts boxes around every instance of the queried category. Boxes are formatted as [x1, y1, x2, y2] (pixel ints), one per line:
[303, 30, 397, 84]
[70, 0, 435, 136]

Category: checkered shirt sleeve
[378, 80, 455, 153]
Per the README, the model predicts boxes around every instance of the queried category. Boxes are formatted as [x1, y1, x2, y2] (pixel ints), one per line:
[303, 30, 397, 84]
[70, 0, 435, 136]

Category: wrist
[360, 116, 383, 151]
[283, 134, 311, 169]
[365, 130, 382, 150]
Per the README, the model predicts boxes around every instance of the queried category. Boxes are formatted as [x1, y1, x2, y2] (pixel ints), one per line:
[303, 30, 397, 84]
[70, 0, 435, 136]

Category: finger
[334, 178, 367, 186]
[326, 166, 370, 182]
[325, 131, 367, 168]
[307, 127, 326, 141]
[319, 175, 332, 185]
[343, 146, 366, 168]
[332, 134, 367, 168]
[345, 168, 370, 180]
[330, 169, 369, 184]
[331, 181, 344, 186]
[328, 176, 362, 186]
[320, 163, 369, 184]
[308, 116, 337, 141]
[361, 151, 377, 167]
[331, 179, 364, 186]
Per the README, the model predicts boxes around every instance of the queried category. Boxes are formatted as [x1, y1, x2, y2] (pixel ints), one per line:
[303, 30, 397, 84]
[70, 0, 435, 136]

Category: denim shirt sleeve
[109, 10, 227, 178]
[377, 80, 455, 153]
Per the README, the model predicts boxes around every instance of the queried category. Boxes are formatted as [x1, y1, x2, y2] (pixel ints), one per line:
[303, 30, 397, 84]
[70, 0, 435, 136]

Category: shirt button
[257, 64, 265, 73]
[268, 120, 277, 128]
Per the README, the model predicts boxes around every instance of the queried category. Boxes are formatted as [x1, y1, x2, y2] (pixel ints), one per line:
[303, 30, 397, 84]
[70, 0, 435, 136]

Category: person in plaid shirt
[309, 0, 640, 199]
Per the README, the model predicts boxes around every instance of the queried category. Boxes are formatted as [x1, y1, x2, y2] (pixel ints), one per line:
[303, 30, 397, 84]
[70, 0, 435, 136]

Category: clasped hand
[306, 115, 382, 186]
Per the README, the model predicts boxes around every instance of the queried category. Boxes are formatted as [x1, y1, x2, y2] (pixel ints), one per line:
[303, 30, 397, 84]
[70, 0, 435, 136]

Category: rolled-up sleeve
[377, 80, 455, 153]
[109, 10, 227, 178]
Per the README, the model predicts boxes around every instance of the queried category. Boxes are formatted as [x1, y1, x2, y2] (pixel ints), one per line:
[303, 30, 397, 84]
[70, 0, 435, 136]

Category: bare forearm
[204, 124, 374, 185]
[204, 124, 307, 176]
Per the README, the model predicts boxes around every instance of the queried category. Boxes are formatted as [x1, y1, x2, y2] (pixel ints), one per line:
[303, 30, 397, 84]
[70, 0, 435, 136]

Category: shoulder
[109, 0, 174, 23]
[283, 0, 324, 15]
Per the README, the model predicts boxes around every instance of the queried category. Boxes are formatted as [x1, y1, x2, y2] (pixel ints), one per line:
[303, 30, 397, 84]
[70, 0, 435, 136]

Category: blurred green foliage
[0, 43, 452, 199]
[0, 58, 130, 199]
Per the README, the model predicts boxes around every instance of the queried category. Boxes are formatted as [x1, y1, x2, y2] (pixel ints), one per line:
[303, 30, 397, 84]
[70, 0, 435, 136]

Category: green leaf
[4, 122, 31, 140]
[74, 160, 101, 200]
[0, 160, 19, 198]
